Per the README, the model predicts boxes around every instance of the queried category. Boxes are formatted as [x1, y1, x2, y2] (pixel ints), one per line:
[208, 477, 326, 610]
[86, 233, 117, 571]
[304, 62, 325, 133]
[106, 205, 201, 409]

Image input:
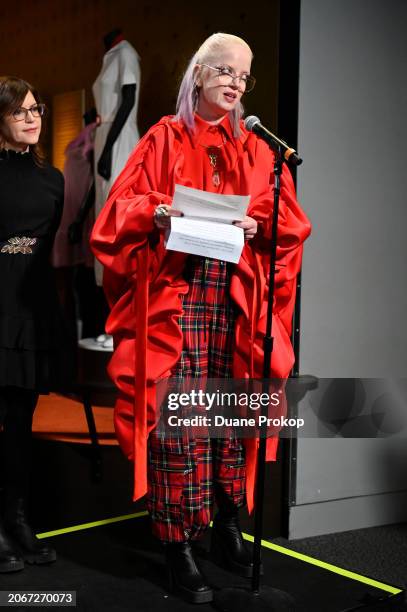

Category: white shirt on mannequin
[92, 39, 141, 285]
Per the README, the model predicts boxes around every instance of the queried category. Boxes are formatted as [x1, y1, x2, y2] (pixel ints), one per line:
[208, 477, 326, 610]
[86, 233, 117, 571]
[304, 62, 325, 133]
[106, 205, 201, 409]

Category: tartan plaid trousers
[147, 256, 247, 542]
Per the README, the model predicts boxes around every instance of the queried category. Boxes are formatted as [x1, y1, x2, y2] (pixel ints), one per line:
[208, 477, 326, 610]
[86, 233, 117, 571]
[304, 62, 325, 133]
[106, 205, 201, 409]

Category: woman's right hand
[153, 204, 183, 230]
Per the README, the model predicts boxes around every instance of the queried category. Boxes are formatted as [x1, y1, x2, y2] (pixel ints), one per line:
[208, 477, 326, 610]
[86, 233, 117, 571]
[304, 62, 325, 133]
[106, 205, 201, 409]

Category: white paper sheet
[165, 184, 250, 263]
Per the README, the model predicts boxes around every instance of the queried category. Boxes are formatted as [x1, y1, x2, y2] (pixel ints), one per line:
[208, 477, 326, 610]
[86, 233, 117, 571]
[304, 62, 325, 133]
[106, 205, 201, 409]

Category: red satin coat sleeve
[91, 123, 174, 287]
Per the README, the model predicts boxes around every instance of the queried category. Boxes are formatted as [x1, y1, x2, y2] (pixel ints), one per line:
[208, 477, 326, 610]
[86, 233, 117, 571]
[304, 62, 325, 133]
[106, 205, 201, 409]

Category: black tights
[0, 387, 38, 504]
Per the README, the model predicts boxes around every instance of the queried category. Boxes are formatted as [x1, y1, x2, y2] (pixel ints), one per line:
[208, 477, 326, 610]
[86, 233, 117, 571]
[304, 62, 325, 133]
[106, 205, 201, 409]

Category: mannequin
[51, 109, 101, 342]
[92, 28, 141, 286]
[52, 108, 96, 270]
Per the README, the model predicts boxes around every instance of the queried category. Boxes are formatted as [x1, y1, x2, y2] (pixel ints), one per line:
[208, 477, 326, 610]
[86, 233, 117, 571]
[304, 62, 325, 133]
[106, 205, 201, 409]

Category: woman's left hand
[233, 215, 258, 241]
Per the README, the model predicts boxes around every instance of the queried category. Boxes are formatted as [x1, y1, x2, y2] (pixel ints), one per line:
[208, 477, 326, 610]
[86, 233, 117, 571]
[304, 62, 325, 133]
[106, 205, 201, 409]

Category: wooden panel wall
[52, 89, 85, 170]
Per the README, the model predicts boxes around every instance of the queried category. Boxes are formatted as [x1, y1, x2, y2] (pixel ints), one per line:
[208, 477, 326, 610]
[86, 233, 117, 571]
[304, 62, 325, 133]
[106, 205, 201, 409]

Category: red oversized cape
[90, 115, 311, 512]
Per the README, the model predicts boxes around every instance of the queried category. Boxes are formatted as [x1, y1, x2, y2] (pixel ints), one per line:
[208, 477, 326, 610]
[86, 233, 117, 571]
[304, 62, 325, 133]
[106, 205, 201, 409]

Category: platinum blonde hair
[175, 33, 253, 138]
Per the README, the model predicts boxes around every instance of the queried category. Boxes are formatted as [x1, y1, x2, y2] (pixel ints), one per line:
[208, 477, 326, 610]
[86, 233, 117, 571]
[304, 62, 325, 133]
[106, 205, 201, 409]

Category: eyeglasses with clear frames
[11, 104, 46, 122]
[199, 64, 256, 93]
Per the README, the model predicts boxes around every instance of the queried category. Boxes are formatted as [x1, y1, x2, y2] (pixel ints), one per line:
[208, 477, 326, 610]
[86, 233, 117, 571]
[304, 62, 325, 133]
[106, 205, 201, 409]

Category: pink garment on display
[51, 122, 96, 268]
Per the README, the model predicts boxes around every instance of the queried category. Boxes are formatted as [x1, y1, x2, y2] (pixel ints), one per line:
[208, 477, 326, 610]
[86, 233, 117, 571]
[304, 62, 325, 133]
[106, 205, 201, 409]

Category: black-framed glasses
[200, 64, 256, 93]
[11, 103, 46, 122]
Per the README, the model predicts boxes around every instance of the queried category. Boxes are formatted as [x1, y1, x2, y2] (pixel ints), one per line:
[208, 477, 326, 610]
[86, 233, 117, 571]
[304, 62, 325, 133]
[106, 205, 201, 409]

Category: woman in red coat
[91, 32, 311, 603]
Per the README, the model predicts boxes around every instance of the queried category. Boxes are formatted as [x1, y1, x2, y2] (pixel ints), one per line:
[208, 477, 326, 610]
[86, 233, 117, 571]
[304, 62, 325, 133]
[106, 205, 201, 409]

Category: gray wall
[291, 0, 407, 538]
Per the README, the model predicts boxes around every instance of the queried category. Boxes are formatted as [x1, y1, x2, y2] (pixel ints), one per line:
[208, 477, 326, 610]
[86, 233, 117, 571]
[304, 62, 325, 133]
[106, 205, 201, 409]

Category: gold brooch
[1, 236, 37, 255]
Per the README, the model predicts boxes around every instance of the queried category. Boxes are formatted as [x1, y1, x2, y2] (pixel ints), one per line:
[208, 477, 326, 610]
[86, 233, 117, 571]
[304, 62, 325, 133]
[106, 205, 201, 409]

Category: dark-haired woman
[0, 76, 71, 572]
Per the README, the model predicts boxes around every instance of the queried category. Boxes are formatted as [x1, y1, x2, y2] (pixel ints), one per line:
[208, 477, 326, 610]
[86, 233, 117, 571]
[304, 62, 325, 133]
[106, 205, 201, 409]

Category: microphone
[244, 115, 303, 166]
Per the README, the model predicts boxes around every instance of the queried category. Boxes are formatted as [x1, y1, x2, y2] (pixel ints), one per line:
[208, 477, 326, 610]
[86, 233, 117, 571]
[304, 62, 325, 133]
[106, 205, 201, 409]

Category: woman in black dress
[0, 76, 71, 572]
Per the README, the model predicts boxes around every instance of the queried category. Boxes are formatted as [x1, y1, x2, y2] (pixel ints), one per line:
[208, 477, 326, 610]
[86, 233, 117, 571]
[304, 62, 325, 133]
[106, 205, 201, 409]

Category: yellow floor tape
[37, 510, 149, 538]
[37, 511, 403, 597]
[242, 532, 402, 596]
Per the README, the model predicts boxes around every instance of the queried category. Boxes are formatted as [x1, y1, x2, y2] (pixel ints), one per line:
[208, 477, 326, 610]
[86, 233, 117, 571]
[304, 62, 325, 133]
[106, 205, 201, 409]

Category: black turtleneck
[0, 149, 64, 241]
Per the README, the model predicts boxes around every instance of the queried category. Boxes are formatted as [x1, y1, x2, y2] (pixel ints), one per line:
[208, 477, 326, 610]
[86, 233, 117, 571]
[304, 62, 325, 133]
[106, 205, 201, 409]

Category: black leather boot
[0, 521, 24, 573]
[164, 542, 213, 604]
[211, 509, 261, 578]
[4, 497, 56, 565]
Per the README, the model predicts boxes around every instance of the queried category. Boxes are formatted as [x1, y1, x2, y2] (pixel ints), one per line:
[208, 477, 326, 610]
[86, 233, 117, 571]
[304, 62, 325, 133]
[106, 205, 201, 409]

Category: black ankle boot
[211, 510, 261, 578]
[0, 522, 24, 573]
[164, 542, 213, 604]
[4, 497, 56, 565]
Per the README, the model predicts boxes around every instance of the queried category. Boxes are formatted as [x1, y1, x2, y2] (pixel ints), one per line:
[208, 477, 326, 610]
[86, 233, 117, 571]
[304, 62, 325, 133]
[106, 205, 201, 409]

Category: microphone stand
[214, 147, 295, 610]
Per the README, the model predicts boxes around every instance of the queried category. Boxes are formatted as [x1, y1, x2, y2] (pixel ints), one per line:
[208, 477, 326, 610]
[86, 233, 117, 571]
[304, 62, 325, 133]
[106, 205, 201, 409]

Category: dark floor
[2, 517, 405, 612]
[272, 522, 407, 592]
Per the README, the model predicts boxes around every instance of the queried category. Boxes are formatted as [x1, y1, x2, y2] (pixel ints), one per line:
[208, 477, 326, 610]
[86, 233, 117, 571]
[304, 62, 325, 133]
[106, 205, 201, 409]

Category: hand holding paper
[165, 184, 251, 263]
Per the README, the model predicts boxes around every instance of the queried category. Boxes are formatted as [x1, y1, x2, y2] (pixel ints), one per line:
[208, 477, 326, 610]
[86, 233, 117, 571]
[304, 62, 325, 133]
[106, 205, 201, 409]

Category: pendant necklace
[207, 147, 222, 187]
[200, 134, 226, 187]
